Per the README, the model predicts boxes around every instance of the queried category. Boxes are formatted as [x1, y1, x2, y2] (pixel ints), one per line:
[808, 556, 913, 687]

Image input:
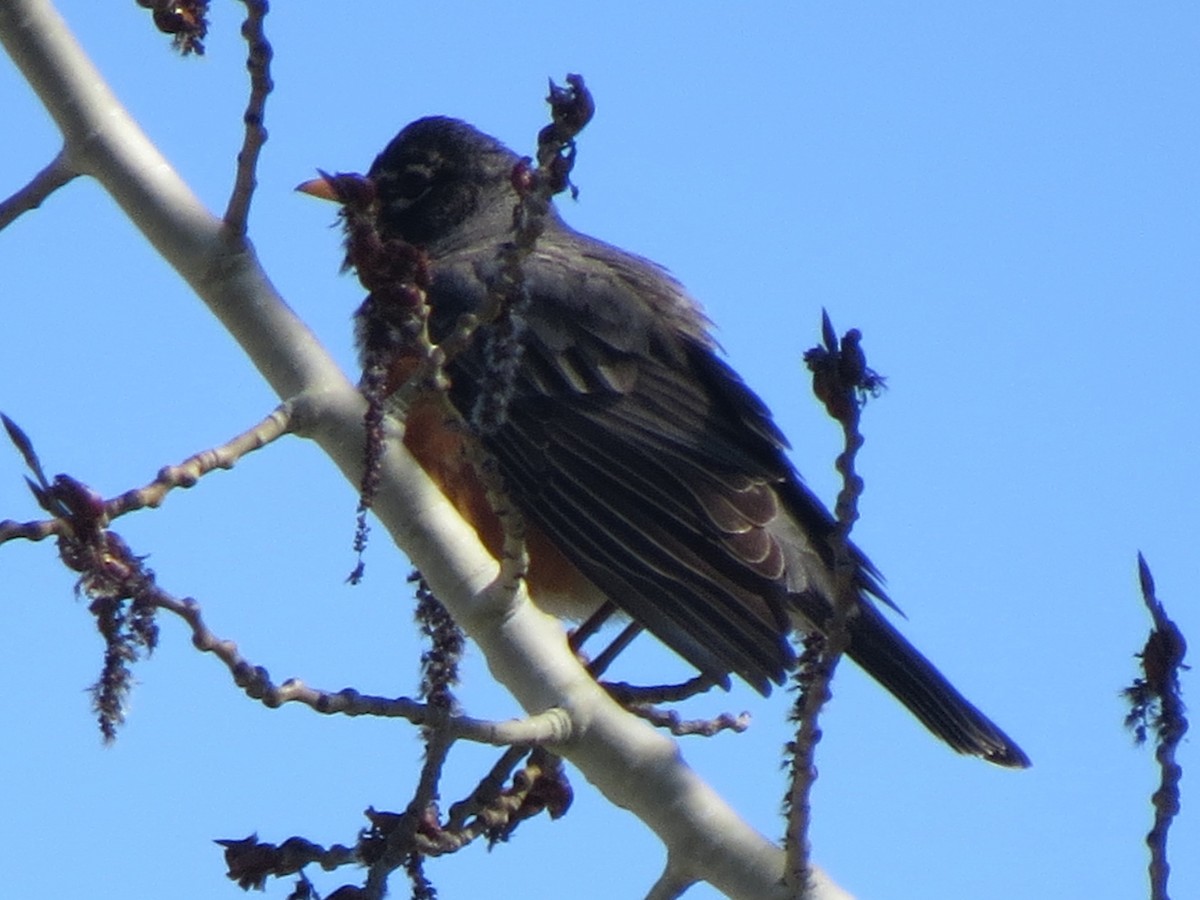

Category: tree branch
[0, 146, 77, 230]
[223, 0, 272, 234]
[0, 3, 848, 895]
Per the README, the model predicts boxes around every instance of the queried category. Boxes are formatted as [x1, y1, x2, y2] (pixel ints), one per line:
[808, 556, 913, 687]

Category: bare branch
[360, 726, 454, 895]
[463, 436, 529, 595]
[134, 570, 575, 745]
[0, 148, 77, 230]
[647, 862, 696, 900]
[218, 834, 357, 891]
[222, 0, 273, 234]
[0, 9, 844, 896]
[108, 402, 295, 518]
[1125, 552, 1189, 900]
[786, 311, 884, 893]
[0, 404, 293, 548]
[468, 74, 593, 436]
[0, 514, 64, 545]
[627, 705, 751, 738]
[446, 745, 529, 831]
[0, 0, 340, 402]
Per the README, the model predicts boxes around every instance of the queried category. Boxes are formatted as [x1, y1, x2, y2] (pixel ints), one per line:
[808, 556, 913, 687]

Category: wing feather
[432, 238, 812, 689]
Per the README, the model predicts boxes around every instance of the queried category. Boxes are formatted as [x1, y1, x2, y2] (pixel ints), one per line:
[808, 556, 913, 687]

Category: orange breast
[401, 390, 603, 619]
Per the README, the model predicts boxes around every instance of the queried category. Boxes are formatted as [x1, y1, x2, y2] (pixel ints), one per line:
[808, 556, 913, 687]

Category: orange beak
[296, 171, 376, 208]
[295, 173, 340, 202]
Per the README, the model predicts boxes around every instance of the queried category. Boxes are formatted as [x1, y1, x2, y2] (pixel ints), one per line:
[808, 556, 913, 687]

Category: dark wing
[429, 231, 1031, 766]
[432, 232, 854, 692]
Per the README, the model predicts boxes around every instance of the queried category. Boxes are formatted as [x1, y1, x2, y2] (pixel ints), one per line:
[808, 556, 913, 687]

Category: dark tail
[796, 596, 1030, 768]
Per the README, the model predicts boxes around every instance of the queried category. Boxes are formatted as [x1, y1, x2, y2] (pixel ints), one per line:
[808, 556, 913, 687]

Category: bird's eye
[392, 165, 434, 204]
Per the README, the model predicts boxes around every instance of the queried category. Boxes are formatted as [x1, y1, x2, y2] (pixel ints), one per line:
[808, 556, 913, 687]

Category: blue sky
[1, 3, 1196, 898]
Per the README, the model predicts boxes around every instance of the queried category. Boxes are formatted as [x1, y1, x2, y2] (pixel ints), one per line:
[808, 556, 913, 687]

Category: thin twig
[217, 834, 358, 890]
[0, 148, 77, 231]
[0, 512, 65, 544]
[785, 311, 884, 895]
[459, 75, 596, 584]
[1124, 552, 1189, 900]
[109, 402, 295, 516]
[223, 0, 273, 233]
[142, 582, 573, 744]
[626, 705, 750, 737]
[361, 726, 455, 896]
[1, 405, 293, 547]
[462, 437, 529, 592]
[446, 745, 531, 831]
[2, 414, 572, 746]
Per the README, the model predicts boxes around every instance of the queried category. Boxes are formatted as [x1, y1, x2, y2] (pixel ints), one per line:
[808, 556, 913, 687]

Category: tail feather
[794, 595, 1030, 768]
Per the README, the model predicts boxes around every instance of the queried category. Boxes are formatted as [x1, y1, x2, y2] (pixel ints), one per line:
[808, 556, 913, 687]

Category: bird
[299, 116, 1030, 768]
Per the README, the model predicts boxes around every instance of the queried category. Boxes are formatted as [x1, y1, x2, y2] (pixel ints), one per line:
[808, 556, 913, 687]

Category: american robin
[300, 116, 1029, 768]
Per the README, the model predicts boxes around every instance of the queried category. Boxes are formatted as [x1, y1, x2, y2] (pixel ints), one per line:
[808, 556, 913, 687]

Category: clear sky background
[2, 3, 1196, 898]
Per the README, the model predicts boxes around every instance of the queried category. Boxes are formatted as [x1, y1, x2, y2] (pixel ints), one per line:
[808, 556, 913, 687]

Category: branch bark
[0, 2, 850, 896]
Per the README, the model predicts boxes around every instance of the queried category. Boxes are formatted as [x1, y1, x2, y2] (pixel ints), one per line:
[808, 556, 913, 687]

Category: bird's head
[297, 117, 520, 251]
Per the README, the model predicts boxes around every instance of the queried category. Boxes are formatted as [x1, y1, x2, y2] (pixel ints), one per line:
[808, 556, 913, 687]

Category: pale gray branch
[0, 147, 76, 230]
